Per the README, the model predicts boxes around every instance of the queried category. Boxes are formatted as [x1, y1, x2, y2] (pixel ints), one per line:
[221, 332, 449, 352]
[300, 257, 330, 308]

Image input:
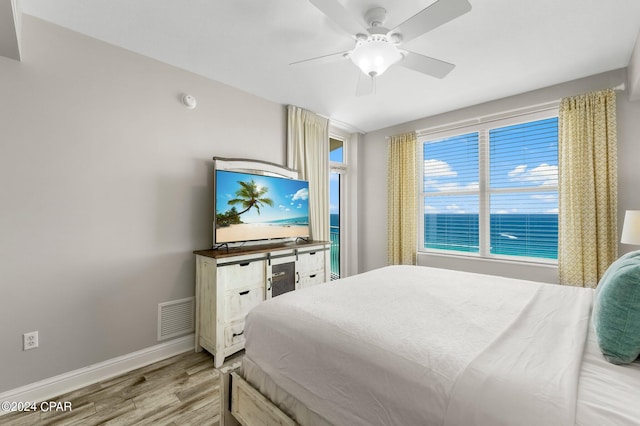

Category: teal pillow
[593, 250, 640, 364]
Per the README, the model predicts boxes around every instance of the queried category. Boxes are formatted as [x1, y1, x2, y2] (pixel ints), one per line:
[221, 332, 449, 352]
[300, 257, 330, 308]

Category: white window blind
[489, 118, 558, 259]
[420, 113, 558, 262]
[423, 132, 480, 253]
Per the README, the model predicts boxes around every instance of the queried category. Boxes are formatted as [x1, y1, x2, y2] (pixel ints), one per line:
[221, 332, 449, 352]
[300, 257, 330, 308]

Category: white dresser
[194, 241, 330, 367]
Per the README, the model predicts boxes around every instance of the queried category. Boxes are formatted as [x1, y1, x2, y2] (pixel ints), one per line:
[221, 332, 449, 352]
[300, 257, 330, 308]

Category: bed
[226, 264, 640, 426]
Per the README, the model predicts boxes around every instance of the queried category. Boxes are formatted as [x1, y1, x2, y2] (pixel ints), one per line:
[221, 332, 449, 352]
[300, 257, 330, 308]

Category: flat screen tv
[214, 169, 310, 245]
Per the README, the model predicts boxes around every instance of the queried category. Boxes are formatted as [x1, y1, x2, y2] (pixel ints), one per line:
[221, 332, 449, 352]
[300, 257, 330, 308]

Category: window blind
[420, 115, 558, 261]
[489, 118, 558, 260]
[423, 132, 480, 253]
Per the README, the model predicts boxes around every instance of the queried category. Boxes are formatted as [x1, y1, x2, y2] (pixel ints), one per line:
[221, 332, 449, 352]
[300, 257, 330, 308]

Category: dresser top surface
[194, 240, 329, 260]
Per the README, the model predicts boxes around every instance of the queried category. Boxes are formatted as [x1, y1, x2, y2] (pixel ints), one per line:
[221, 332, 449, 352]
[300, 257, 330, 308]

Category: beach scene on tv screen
[215, 170, 310, 243]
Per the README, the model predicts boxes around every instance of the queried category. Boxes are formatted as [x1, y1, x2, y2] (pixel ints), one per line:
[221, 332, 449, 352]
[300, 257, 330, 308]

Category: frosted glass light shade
[350, 38, 402, 77]
[621, 210, 640, 245]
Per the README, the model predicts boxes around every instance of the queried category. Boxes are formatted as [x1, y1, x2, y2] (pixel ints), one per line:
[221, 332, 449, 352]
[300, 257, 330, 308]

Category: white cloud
[435, 183, 461, 192]
[446, 204, 466, 213]
[508, 163, 558, 187]
[423, 159, 476, 192]
[425, 181, 478, 192]
[292, 188, 309, 201]
[424, 159, 457, 178]
[531, 194, 556, 202]
[465, 182, 479, 191]
[297, 204, 302, 209]
[546, 208, 559, 214]
[508, 164, 527, 178]
[529, 164, 558, 186]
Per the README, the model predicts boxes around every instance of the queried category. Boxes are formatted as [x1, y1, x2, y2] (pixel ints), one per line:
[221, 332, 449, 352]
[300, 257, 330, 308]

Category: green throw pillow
[593, 250, 640, 364]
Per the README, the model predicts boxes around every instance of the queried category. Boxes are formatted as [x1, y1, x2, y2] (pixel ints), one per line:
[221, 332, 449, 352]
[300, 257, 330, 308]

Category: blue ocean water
[265, 216, 308, 225]
[330, 213, 340, 228]
[329, 214, 340, 278]
[424, 213, 558, 259]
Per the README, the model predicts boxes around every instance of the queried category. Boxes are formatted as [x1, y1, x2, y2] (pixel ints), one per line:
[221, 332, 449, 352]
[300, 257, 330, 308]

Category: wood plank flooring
[1, 350, 220, 426]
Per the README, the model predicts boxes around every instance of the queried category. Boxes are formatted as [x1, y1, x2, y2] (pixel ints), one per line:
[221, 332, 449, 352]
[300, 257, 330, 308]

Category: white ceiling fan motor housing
[364, 7, 388, 28]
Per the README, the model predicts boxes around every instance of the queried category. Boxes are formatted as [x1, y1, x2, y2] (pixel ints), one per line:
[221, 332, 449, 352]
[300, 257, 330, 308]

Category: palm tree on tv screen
[228, 179, 274, 216]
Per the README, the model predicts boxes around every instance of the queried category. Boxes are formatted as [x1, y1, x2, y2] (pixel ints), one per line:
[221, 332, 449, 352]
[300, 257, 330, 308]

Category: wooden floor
[1, 350, 220, 426]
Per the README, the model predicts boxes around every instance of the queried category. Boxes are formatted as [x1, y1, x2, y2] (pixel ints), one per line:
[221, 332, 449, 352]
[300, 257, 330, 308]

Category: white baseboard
[0, 334, 195, 416]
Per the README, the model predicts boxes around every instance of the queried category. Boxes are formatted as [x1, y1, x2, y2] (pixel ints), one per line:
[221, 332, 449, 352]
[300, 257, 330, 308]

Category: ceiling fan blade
[390, 0, 471, 44]
[399, 51, 455, 78]
[355, 72, 375, 96]
[290, 50, 350, 66]
[309, 0, 367, 36]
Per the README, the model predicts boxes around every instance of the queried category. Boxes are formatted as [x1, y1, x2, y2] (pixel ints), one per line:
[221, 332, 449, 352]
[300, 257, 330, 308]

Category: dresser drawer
[217, 260, 265, 291]
[224, 287, 263, 323]
[297, 249, 325, 273]
[224, 320, 247, 349]
[298, 271, 325, 290]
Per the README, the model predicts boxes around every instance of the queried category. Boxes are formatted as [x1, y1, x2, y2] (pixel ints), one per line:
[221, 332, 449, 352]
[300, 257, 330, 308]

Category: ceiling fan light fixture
[350, 35, 402, 77]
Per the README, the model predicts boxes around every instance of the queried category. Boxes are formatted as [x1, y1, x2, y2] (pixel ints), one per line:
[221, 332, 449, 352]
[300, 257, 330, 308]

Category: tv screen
[214, 169, 310, 244]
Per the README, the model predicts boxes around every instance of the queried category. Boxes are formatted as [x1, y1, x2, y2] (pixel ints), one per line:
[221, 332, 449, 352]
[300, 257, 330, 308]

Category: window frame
[329, 135, 349, 279]
[417, 107, 559, 265]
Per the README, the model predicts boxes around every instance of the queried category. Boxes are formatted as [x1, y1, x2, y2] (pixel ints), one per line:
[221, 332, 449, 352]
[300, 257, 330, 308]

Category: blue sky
[216, 170, 309, 223]
[423, 117, 558, 215]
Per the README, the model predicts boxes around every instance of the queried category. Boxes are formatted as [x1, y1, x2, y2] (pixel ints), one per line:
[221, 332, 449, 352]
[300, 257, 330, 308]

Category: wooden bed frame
[219, 359, 297, 426]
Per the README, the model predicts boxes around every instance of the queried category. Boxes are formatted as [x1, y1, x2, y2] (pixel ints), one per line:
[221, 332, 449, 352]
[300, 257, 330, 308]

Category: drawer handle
[309, 252, 316, 255]
[239, 262, 250, 267]
[238, 290, 250, 296]
[233, 330, 244, 338]
[309, 274, 317, 278]
[272, 271, 286, 277]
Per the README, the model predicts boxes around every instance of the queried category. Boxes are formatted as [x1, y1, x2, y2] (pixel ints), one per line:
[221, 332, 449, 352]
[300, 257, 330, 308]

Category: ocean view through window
[330, 138, 344, 279]
[420, 112, 558, 261]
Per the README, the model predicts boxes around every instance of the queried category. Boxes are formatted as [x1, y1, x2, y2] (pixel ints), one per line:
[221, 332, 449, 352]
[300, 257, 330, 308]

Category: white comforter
[244, 265, 593, 426]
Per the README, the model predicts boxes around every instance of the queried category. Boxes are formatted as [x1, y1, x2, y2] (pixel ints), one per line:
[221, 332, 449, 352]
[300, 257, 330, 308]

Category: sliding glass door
[330, 138, 345, 280]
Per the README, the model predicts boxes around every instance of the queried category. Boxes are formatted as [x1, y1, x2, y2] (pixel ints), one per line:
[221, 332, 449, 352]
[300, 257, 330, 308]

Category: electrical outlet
[23, 331, 38, 350]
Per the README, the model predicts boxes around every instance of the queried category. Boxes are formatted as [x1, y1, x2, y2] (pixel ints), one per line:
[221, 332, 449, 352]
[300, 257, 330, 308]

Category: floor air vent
[158, 297, 195, 341]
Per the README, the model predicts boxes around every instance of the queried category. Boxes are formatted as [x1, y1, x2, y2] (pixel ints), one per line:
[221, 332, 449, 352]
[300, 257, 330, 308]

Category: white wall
[0, 16, 286, 392]
[360, 68, 640, 282]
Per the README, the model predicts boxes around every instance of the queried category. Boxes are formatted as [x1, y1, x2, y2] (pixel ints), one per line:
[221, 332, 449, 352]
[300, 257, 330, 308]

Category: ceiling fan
[292, 0, 472, 95]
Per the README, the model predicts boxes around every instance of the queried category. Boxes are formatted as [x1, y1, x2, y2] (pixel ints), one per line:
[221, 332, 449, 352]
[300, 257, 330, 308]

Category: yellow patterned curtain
[387, 132, 417, 265]
[558, 89, 618, 287]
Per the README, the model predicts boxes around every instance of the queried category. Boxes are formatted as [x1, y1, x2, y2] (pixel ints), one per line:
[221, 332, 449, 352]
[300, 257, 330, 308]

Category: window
[420, 111, 558, 262]
[330, 137, 345, 279]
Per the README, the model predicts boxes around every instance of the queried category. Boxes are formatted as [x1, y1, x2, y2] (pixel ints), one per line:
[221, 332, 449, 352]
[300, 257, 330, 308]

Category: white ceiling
[19, 0, 640, 133]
